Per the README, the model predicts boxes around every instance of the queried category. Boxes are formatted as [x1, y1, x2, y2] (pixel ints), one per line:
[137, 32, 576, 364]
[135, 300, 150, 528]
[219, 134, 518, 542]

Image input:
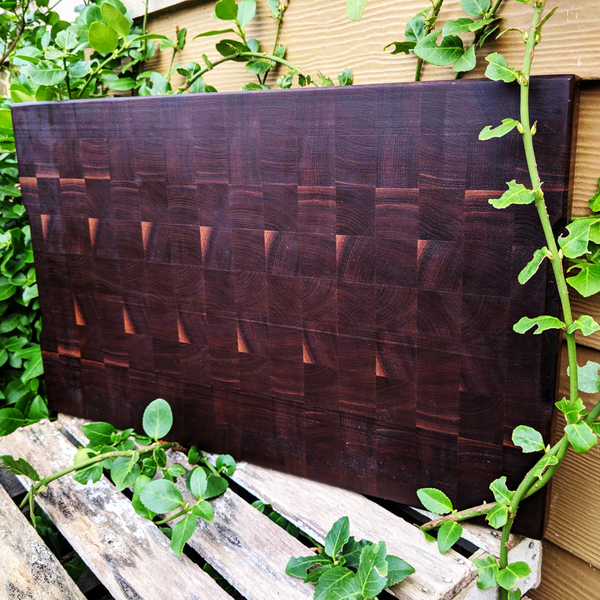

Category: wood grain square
[15, 77, 577, 538]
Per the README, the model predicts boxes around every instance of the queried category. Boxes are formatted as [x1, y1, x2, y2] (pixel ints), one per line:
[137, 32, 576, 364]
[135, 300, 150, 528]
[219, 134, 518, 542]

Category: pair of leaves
[473, 555, 531, 591]
[88, 3, 131, 55]
[416, 488, 463, 552]
[484, 477, 515, 529]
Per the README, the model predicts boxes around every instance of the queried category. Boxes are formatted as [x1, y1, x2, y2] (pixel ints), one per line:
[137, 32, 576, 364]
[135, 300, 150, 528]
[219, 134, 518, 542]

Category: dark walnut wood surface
[13, 76, 578, 538]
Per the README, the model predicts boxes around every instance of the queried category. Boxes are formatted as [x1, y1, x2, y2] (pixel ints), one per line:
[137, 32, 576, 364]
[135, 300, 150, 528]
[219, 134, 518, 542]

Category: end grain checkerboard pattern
[12, 75, 578, 538]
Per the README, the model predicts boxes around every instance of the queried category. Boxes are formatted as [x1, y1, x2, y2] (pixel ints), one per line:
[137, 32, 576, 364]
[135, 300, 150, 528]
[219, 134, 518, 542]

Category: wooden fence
[123, 1, 600, 595]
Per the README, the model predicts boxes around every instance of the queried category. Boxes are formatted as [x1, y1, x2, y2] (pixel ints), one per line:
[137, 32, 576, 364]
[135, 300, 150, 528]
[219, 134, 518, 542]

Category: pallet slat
[227, 459, 477, 600]
[0, 484, 86, 600]
[0, 421, 230, 600]
[58, 414, 315, 600]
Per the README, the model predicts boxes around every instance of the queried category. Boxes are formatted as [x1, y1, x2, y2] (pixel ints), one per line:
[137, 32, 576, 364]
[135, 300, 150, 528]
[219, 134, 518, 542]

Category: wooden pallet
[0, 416, 541, 600]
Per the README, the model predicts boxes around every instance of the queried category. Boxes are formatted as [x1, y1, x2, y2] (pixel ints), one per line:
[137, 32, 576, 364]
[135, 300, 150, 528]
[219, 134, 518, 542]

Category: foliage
[0, 99, 43, 429]
[286, 516, 414, 599]
[410, 2, 600, 599]
[351, 0, 504, 80]
[3, 399, 236, 556]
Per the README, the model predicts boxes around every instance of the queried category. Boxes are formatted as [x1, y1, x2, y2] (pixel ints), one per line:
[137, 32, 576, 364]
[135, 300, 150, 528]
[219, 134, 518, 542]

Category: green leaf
[469, 17, 497, 32]
[142, 398, 173, 440]
[479, 118, 519, 141]
[204, 473, 228, 499]
[267, 0, 279, 18]
[461, 0, 490, 16]
[565, 421, 598, 454]
[496, 562, 531, 591]
[111, 455, 141, 492]
[437, 521, 462, 553]
[315, 567, 356, 600]
[567, 315, 600, 336]
[489, 180, 536, 209]
[73, 463, 103, 485]
[27, 60, 67, 86]
[532, 454, 558, 479]
[452, 44, 477, 73]
[414, 31, 464, 66]
[88, 22, 119, 55]
[325, 517, 351, 560]
[246, 59, 270, 74]
[383, 41, 416, 55]
[339, 537, 370, 567]
[216, 454, 236, 476]
[508, 590, 523, 600]
[512, 425, 545, 453]
[559, 217, 600, 258]
[100, 2, 130, 38]
[518, 247, 550, 284]
[55, 29, 79, 50]
[513, 315, 565, 335]
[170, 514, 196, 556]
[557, 395, 587, 426]
[186, 466, 207, 500]
[442, 18, 475, 36]
[324, 576, 361, 599]
[356, 543, 388, 599]
[0, 407, 25, 435]
[417, 488, 453, 515]
[187, 446, 201, 465]
[0, 455, 40, 480]
[489, 476, 515, 505]
[486, 503, 509, 529]
[485, 52, 517, 82]
[82, 422, 118, 447]
[140, 479, 184, 513]
[346, 0, 368, 21]
[473, 555, 499, 590]
[21, 350, 43, 383]
[575, 361, 600, 393]
[405, 16, 426, 42]
[588, 178, 600, 212]
[165, 463, 186, 478]
[194, 29, 235, 38]
[385, 554, 415, 586]
[567, 264, 600, 297]
[214, 0, 238, 21]
[237, 0, 256, 28]
[191, 500, 214, 521]
[286, 555, 328, 579]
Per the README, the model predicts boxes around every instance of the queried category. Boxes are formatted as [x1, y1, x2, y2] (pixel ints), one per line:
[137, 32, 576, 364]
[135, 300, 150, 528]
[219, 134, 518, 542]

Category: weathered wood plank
[58, 414, 315, 600]
[138, 0, 600, 82]
[227, 459, 477, 600]
[528, 540, 600, 600]
[0, 421, 230, 600]
[0, 484, 86, 600]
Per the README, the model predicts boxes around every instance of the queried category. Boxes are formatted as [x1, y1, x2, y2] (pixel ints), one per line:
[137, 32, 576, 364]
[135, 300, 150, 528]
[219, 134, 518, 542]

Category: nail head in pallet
[0, 415, 541, 599]
[12, 76, 578, 538]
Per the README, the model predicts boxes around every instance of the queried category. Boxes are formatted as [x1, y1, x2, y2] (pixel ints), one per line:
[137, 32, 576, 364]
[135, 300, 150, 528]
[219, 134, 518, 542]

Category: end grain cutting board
[12, 76, 579, 538]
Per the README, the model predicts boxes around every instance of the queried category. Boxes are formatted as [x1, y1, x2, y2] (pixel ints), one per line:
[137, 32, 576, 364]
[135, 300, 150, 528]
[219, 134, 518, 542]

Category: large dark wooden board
[13, 76, 578, 538]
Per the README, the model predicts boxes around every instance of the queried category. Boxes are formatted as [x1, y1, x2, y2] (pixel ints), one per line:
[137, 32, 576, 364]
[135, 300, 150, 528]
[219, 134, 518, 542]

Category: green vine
[3, 399, 236, 556]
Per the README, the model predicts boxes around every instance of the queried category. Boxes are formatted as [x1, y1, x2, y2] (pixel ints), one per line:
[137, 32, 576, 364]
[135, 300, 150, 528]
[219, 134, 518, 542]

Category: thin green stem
[415, 0, 444, 82]
[202, 452, 220, 476]
[179, 51, 302, 93]
[498, 516, 514, 600]
[63, 57, 72, 99]
[141, 0, 149, 61]
[421, 502, 493, 531]
[154, 505, 189, 525]
[262, 5, 286, 85]
[167, 46, 177, 81]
